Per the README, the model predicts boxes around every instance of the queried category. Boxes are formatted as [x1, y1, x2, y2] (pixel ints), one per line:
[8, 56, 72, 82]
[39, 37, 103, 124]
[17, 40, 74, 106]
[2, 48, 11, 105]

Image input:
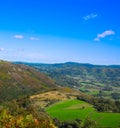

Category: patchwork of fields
[46, 99, 120, 128]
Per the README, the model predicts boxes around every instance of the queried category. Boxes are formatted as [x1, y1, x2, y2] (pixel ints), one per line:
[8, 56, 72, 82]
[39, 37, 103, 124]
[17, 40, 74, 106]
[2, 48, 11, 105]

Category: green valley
[19, 62, 120, 100]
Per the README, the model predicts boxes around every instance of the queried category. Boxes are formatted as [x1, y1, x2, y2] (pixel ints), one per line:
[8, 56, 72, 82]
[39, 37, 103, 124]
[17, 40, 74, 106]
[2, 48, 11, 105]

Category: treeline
[77, 94, 120, 113]
[53, 117, 102, 128]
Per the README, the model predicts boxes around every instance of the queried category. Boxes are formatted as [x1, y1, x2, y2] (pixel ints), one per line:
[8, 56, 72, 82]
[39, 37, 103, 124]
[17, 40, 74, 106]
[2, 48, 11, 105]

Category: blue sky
[0, 0, 120, 64]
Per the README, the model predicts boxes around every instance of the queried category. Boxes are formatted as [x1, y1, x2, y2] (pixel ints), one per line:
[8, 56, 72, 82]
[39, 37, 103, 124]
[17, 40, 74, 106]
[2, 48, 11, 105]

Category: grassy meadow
[46, 99, 120, 128]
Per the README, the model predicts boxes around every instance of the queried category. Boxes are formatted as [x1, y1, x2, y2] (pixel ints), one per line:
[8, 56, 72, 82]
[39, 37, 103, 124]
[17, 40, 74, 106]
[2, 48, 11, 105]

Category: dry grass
[31, 91, 72, 101]
[30, 88, 80, 108]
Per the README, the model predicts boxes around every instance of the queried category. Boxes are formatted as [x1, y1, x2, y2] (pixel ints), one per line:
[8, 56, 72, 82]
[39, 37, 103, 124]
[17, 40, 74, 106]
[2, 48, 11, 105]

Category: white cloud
[0, 48, 4, 51]
[94, 30, 115, 41]
[30, 37, 39, 41]
[94, 38, 100, 41]
[14, 35, 24, 39]
[83, 13, 98, 20]
[98, 30, 115, 38]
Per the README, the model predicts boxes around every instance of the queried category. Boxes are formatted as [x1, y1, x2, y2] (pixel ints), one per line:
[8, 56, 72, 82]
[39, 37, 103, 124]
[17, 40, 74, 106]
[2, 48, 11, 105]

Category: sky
[0, 0, 120, 65]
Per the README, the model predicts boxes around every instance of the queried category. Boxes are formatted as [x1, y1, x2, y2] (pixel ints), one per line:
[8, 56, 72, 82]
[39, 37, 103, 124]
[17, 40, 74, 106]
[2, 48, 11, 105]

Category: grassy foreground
[46, 99, 120, 128]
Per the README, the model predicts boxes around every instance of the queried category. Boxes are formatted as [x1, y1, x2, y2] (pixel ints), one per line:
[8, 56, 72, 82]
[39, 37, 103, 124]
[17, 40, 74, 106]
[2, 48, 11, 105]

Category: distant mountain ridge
[13, 61, 120, 68]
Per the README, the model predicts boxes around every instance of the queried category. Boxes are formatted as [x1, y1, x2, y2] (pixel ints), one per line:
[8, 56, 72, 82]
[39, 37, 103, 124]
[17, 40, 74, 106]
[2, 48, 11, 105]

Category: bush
[0, 109, 55, 128]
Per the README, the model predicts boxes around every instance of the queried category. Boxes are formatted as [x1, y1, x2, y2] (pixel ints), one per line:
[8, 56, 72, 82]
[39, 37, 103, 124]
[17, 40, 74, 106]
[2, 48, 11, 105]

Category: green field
[46, 99, 120, 128]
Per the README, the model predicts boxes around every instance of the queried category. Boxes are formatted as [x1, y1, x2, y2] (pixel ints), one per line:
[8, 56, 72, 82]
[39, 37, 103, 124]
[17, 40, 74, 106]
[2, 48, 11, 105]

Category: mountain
[0, 60, 56, 102]
[0, 61, 120, 128]
[15, 62, 120, 100]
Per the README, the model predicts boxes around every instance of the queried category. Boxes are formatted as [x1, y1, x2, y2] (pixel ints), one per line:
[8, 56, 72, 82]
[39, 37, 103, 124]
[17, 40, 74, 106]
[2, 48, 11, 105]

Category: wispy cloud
[30, 37, 39, 41]
[0, 48, 4, 51]
[83, 13, 98, 20]
[94, 30, 115, 41]
[14, 35, 24, 39]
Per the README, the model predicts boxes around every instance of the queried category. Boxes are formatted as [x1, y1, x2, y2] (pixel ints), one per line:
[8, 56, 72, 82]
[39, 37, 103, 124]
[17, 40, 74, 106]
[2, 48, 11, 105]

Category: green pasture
[46, 99, 120, 128]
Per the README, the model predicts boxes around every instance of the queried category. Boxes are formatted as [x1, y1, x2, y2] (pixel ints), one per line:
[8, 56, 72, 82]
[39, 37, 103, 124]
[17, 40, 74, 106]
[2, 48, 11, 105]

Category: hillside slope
[0, 60, 56, 102]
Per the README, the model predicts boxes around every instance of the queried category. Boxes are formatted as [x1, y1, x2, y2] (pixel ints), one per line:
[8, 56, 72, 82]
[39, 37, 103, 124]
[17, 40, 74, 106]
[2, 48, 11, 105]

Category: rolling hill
[15, 62, 120, 100]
